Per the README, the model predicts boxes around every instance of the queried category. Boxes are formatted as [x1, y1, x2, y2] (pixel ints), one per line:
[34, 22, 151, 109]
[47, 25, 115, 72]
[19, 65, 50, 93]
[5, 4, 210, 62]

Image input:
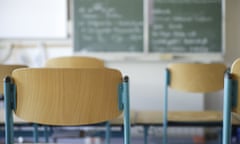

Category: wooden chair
[163, 63, 227, 144]
[223, 58, 240, 144]
[4, 68, 130, 144]
[45, 56, 136, 144]
[45, 56, 104, 68]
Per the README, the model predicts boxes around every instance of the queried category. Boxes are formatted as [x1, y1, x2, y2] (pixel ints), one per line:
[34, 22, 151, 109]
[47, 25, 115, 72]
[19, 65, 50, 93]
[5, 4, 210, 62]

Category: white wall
[107, 61, 204, 111]
[224, 0, 240, 64]
[1, 0, 240, 111]
[206, 0, 240, 110]
[0, 0, 67, 39]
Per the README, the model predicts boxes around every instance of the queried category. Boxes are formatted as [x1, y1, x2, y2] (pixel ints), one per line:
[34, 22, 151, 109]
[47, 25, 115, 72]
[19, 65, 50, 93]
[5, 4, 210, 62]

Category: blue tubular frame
[4, 76, 42, 144]
[119, 76, 130, 144]
[33, 124, 39, 142]
[163, 69, 170, 144]
[4, 76, 15, 144]
[33, 124, 50, 143]
[44, 126, 49, 142]
[123, 76, 130, 144]
[223, 72, 238, 144]
[223, 72, 232, 144]
[105, 121, 111, 144]
[143, 125, 149, 144]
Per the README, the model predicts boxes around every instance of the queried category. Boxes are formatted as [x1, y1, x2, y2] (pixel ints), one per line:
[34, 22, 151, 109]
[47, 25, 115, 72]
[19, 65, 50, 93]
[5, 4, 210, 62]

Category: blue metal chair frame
[105, 121, 111, 144]
[163, 67, 225, 144]
[163, 69, 170, 144]
[223, 71, 238, 144]
[4, 75, 130, 144]
[33, 124, 50, 143]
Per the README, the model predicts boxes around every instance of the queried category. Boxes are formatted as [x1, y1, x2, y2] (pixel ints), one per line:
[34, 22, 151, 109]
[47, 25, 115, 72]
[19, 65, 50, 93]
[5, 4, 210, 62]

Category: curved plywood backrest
[168, 63, 227, 93]
[0, 64, 27, 94]
[231, 58, 240, 113]
[45, 56, 105, 68]
[12, 68, 122, 125]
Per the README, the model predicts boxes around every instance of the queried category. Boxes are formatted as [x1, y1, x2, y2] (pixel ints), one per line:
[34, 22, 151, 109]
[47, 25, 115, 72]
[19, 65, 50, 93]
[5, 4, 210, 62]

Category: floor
[54, 137, 217, 144]
[1, 126, 240, 144]
[9, 136, 216, 144]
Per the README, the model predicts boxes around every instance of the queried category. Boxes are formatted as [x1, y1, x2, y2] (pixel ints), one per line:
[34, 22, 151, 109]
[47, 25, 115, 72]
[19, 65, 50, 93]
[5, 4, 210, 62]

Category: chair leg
[143, 125, 149, 144]
[218, 128, 222, 144]
[44, 126, 49, 142]
[223, 73, 233, 144]
[105, 122, 111, 144]
[163, 103, 168, 144]
[163, 69, 170, 144]
[123, 76, 130, 144]
[33, 124, 39, 143]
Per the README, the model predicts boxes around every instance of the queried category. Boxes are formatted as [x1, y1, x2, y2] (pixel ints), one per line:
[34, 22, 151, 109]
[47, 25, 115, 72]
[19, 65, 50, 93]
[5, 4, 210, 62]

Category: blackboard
[73, 0, 143, 52]
[73, 0, 222, 53]
[150, 0, 222, 53]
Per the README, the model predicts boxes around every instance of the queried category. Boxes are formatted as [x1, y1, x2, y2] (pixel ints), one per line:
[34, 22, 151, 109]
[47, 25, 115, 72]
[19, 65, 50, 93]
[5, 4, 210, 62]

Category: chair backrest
[167, 63, 227, 93]
[222, 58, 240, 144]
[45, 56, 105, 68]
[230, 58, 240, 113]
[0, 64, 27, 94]
[12, 68, 122, 125]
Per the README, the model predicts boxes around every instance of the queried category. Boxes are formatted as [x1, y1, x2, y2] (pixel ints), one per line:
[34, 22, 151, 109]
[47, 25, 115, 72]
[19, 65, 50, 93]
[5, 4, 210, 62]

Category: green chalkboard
[73, 0, 222, 53]
[73, 0, 143, 52]
[149, 0, 222, 53]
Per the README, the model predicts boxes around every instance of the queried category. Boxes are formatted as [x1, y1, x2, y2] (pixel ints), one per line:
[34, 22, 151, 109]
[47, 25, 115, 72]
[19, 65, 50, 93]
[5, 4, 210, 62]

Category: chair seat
[231, 112, 240, 125]
[135, 111, 163, 124]
[134, 110, 240, 125]
[168, 111, 222, 122]
[110, 110, 136, 125]
[0, 109, 26, 124]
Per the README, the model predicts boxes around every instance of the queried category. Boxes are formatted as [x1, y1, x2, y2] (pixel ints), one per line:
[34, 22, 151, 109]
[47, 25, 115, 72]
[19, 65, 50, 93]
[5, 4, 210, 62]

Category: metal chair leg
[223, 73, 233, 144]
[143, 125, 149, 144]
[105, 122, 111, 144]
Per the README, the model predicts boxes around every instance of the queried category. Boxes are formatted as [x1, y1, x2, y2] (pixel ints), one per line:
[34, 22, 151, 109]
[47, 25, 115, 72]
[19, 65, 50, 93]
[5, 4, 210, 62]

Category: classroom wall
[224, 0, 240, 64]
[1, 0, 240, 111]
[206, 0, 240, 110]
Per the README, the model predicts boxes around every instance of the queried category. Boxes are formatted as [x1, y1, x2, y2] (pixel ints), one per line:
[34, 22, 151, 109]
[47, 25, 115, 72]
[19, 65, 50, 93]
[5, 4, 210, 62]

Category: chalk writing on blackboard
[149, 0, 222, 53]
[73, 0, 222, 53]
[73, 0, 143, 52]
